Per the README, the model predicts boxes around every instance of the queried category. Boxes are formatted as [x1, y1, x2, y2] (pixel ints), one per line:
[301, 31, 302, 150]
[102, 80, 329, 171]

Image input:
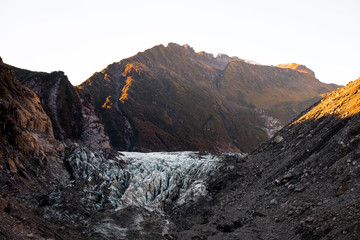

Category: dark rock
[294, 186, 306, 192]
[7, 64, 111, 149]
[216, 220, 243, 233]
[283, 172, 294, 180]
[305, 216, 315, 223]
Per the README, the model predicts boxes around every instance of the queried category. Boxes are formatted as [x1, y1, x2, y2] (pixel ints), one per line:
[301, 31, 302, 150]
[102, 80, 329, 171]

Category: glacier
[41, 145, 246, 238]
[117, 151, 223, 212]
[62, 146, 246, 212]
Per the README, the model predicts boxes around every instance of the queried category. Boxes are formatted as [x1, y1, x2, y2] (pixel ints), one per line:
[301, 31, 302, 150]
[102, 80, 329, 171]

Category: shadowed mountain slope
[80, 43, 338, 152]
[172, 78, 360, 239]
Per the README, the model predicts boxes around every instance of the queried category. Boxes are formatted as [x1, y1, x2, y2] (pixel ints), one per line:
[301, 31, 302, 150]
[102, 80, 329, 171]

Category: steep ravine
[115, 80, 135, 151]
[46, 77, 65, 138]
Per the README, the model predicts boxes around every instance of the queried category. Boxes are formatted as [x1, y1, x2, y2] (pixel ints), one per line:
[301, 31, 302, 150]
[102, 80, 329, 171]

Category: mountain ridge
[2, 43, 340, 153]
[79, 43, 338, 152]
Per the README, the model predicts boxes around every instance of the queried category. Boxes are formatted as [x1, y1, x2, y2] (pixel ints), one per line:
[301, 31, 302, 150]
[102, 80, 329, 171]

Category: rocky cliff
[0, 58, 61, 167]
[0, 57, 71, 239]
[80, 43, 338, 152]
[8, 65, 111, 149]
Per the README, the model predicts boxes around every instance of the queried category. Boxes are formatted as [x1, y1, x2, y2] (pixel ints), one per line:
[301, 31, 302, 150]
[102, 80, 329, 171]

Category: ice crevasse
[63, 146, 246, 213]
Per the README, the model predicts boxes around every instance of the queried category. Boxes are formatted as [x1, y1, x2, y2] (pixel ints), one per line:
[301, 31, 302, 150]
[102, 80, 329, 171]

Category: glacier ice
[116, 151, 221, 212]
[40, 146, 247, 238]
[62, 146, 246, 213]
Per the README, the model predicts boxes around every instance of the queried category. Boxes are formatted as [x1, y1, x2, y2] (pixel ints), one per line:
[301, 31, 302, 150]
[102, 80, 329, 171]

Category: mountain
[0, 52, 359, 239]
[0, 57, 72, 239]
[80, 43, 338, 152]
[7, 64, 110, 149]
[172, 78, 360, 239]
[0, 58, 65, 167]
[0, 58, 119, 239]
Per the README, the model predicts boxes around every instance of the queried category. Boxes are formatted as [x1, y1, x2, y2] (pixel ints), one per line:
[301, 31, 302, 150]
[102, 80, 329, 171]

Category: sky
[1, 0, 359, 86]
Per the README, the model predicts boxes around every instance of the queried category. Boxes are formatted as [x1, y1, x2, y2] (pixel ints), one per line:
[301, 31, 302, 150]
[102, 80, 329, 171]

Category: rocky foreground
[173, 79, 360, 239]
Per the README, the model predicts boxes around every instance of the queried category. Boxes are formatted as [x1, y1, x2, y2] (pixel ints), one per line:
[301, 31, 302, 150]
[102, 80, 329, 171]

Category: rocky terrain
[7, 64, 110, 149]
[171, 78, 360, 239]
[0, 57, 69, 239]
[1, 42, 357, 240]
[80, 43, 338, 152]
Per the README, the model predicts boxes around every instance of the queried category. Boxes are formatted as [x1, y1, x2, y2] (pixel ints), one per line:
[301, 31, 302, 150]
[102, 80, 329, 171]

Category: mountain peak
[277, 63, 315, 75]
[166, 42, 181, 47]
[166, 42, 194, 52]
[197, 50, 215, 58]
[147, 43, 237, 70]
[183, 43, 194, 50]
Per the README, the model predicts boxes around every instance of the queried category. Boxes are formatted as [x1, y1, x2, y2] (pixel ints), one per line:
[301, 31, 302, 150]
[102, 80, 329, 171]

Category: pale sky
[1, 0, 359, 86]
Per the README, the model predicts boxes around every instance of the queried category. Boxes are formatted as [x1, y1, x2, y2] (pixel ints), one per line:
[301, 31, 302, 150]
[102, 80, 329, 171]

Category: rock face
[80, 43, 338, 152]
[171, 78, 360, 239]
[0, 57, 70, 239]
[8, 65, 111, 149]
[0, 58, 59, 164]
